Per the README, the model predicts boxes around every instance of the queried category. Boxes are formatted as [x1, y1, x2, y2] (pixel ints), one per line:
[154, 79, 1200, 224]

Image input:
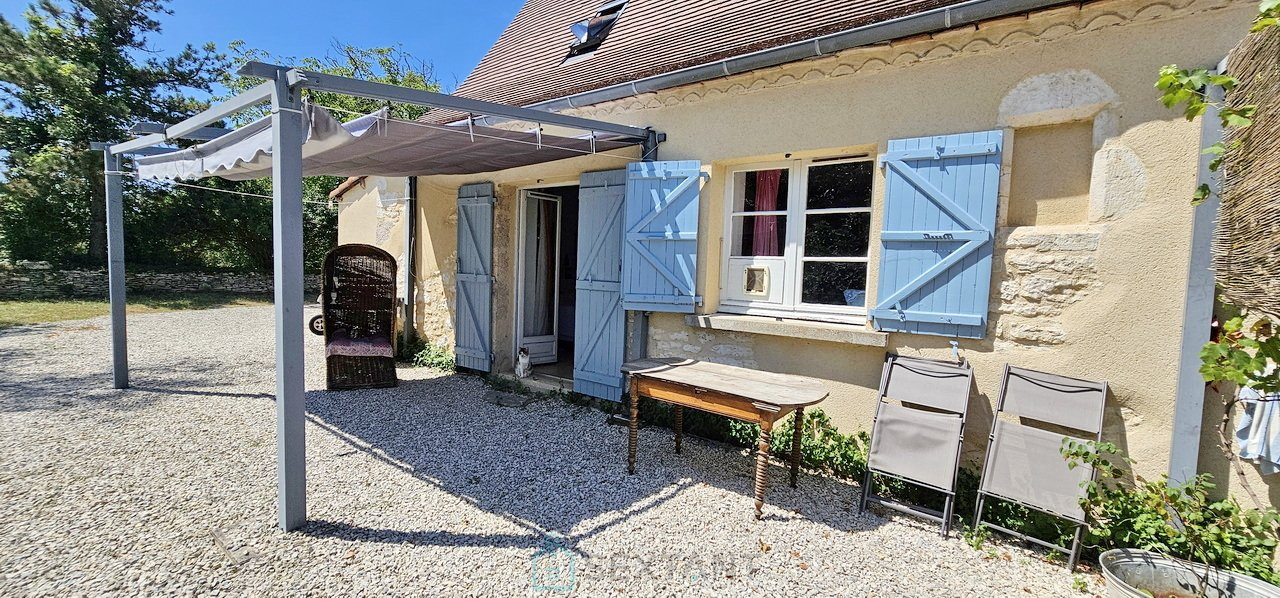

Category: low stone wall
[0, 266, 321, 300]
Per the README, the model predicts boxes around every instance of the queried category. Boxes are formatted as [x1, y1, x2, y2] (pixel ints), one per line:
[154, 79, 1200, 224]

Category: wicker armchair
[310, 244, 398, 390]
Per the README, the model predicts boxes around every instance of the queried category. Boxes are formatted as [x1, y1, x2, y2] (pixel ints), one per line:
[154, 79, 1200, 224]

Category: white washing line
[161, 180, 337, 207]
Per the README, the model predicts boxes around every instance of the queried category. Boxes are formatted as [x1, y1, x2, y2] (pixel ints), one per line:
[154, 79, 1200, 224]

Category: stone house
[333, 0, 1264, 494]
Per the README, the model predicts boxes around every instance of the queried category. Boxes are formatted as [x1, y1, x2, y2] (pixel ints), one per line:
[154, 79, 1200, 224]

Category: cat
[515, 347, 532, 378]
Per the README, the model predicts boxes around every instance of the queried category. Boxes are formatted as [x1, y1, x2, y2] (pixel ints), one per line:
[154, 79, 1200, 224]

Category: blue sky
[0, 0, 524, 92]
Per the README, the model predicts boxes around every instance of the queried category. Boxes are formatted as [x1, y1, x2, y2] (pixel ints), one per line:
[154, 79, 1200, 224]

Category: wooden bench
[622, 357, 830, 520]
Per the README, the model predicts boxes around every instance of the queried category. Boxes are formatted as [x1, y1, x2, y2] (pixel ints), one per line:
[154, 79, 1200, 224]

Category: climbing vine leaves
[1155, 0, 1277, 203]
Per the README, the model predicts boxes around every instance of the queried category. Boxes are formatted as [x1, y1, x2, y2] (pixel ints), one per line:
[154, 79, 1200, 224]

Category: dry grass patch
[0, 292, 271, 329]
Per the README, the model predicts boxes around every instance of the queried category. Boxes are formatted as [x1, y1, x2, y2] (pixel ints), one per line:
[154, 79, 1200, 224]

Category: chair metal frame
[859, 354, 974, 537]
[972, 364, 1108, 570]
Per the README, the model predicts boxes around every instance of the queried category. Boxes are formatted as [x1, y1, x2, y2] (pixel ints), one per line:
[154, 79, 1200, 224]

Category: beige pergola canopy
[133, 104, 637, 181]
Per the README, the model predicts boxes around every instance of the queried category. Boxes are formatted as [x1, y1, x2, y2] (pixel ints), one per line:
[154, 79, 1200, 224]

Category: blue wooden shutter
[871, 130, 1003, 338]
[622, 160, 702, 312]
[573, 170, 627, 401]
[455, 182, 494, 371]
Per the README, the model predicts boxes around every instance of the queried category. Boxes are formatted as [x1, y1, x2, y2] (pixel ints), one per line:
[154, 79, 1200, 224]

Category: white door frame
[515, 187, 565, 366]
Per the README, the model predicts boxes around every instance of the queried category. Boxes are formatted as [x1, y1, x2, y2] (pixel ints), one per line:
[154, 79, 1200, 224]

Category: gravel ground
[0, 305, 1102, 596]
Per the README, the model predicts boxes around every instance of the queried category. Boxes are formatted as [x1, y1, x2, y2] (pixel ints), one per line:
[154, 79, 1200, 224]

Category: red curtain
[752, 169, 783, 256]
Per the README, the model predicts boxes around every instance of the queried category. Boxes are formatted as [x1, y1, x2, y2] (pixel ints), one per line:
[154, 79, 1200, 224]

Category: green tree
[221, 40, 438, 123]
[204, 41, 440, 272]
[0, 0, 225, 266]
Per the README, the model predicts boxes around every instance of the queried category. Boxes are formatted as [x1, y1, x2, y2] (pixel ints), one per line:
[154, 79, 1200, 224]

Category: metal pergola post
[270, 69, 308, 531]
[103, 152, 128, 389]
[95, 73, 308, 532]
[91, 61, 663, 534]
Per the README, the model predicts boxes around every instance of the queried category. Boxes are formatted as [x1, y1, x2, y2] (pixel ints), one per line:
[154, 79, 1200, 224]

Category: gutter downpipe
[402, 177, 418, 352]
[628, 130, 660, 363]
[472, 0, 1076, 128]
[1167, 59, 1228, 485]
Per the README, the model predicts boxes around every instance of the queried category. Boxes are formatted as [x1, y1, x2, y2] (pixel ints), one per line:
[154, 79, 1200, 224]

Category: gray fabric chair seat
[860, 354, 973, 536]
[973, 364, 1107, 570]
[980, 420, 1092, 523]
[867, 402, 963, 491]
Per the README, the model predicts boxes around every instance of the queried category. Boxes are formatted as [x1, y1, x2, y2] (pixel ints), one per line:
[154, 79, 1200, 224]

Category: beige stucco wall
[336, 176, 410, 257]
[354, 0, 1265, 494]
[1008, 121, 1094, 226]
[334, 176, 412, 328]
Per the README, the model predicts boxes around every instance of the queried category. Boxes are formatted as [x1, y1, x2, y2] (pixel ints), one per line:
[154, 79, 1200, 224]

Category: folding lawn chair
[973, 365, 1107, 570]
[859, 354, 973, 537]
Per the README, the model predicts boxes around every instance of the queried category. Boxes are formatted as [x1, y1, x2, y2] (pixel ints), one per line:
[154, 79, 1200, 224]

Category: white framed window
[720, 156, 874, 323]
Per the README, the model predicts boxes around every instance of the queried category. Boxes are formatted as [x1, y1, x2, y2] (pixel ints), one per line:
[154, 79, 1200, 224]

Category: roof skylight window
[565, 0, 626, 61]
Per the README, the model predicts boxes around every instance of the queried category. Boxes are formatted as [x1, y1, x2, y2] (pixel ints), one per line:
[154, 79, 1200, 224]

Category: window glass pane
[521, 198, 558, 336]
[801, 262, 867, 307]
[734, 169, 788, 212]
[803, 212, 870, 258]
[731, 215, 787, 257]
[807, 161, 873, 209]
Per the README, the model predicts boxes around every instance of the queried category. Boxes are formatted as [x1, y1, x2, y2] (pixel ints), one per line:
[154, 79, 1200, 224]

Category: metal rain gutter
[472, 0, 1073, 126]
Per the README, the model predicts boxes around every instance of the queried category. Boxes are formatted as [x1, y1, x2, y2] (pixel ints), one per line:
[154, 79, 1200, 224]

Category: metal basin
[1099, 549, 1280, 598]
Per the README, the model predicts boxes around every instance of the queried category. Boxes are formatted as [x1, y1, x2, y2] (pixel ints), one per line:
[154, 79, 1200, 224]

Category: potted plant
[1098, 548, 1279, 598]
[1062, 440, 1280, 598]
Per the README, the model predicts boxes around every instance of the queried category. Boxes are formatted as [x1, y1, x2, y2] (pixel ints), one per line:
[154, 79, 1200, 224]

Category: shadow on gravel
[304, 375, 883, 553]
[0, 321, 103, 339]
[303, 519, 552, 551]
[0, 366, 264, 414]
[131, 386, 273, 400]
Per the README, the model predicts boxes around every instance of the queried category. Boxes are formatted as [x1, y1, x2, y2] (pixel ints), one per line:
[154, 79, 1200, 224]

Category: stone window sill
[683, 313, 888, 347]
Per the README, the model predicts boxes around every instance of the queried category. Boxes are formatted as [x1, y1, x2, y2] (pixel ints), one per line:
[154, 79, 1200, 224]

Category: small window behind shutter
[622, 160, 703, 313]
[871, 131, 1003, 338]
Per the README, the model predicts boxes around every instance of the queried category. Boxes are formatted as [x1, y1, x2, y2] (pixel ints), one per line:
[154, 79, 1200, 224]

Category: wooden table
[622, 358, 829, 520]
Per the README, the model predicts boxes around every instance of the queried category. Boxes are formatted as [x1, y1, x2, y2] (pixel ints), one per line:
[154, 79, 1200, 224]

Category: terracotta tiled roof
[453, 0, 973, 108]
[329, 176, 366, 199]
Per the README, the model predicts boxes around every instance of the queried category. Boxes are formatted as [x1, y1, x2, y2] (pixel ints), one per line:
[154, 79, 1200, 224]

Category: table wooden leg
[754, 419, 773, 520]
[789, 407, 804, 489]
[628, 383, 640, 475]
[674, 405, 684, 454]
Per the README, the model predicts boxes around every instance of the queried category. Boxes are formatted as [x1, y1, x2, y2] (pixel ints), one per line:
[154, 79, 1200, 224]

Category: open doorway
[516, 184, 579, 381]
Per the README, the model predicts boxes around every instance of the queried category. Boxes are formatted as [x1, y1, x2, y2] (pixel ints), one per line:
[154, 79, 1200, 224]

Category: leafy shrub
[1063, 439, 1280, 584]
[1201, 316, 1280, 396]
[963, 522, 992, 550]
[395, 336, 422, 362]
[403, 340, 455, 372]
[634, 397, 745, 444]
[750, 409, 870, 480]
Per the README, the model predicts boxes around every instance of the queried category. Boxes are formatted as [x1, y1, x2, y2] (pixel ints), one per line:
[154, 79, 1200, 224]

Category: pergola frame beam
[90, 142, 179, 157]
[129, 122, 230, 140]
[109, 81, 274, 155]
[237, 61, 653, 141]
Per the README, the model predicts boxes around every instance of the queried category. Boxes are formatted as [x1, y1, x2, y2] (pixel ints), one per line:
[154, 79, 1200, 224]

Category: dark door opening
[517, 185, 579, 381]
